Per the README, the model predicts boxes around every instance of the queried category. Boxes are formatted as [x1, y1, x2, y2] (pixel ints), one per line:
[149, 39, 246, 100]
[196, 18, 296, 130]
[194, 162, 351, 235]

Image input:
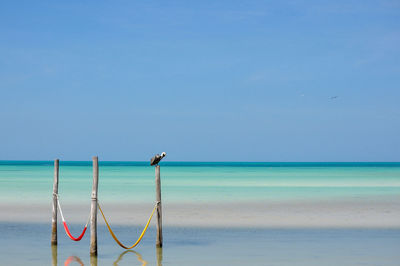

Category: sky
[0, 0, 399, 161]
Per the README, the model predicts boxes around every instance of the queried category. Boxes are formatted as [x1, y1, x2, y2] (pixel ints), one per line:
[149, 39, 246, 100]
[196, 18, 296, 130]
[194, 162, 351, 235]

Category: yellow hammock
[98, 201, 158, 249]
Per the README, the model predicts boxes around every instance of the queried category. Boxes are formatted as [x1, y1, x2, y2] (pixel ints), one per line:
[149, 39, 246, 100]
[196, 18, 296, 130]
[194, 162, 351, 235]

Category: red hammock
[56, 195, 90, 241]
[63, 221, 88, 241]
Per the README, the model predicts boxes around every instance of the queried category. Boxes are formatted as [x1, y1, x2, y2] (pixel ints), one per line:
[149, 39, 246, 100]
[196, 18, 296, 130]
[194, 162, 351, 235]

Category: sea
[1, 161, 399, 205]
[0, 161, 399, 265]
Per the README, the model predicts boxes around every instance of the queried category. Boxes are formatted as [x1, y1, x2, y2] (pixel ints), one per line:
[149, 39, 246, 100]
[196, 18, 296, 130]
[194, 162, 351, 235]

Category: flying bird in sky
[330, 96, 338, 100]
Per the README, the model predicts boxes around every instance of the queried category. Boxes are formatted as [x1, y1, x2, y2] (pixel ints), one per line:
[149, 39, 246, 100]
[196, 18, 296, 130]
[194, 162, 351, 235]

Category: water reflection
[113, 250, 148, 266]
[51, 245, 57, 266]
[64, 256, 84, 266]
[50, 245, 158, 266]
[90, 255, 98, 266]
[156, 247, 163, 266]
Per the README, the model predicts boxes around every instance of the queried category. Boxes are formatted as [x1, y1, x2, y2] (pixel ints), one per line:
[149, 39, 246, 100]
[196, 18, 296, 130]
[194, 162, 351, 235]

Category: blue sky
[0, 0, 399, 161]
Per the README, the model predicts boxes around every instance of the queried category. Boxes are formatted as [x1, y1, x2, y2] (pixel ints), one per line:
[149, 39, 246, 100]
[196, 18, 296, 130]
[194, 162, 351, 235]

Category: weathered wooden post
[90, 156, 99, 256]
[51, 159, 59, 246]
[155, 165, 163, 247]
[150, 152, 166, 248]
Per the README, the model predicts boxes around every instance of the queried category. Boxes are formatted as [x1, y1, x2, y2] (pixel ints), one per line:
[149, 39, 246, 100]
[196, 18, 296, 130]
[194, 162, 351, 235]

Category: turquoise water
[1, 162, 400, 265]
[0, 161, 399, 204]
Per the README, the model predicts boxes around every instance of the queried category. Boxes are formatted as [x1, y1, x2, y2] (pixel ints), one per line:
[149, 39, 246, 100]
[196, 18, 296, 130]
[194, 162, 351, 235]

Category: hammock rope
[98, 201, 158, 249]
[56, 194, 90, 241]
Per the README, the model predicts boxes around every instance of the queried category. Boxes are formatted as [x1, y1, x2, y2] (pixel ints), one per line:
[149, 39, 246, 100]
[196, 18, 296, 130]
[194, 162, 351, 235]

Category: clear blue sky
[0, 1, 399, 161]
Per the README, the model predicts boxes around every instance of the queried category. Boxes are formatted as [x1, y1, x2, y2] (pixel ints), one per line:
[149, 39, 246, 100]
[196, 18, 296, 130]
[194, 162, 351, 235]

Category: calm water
[0, 161, 399, 204]
[1, 161, 400, 265]
[1, 223, 399, 266]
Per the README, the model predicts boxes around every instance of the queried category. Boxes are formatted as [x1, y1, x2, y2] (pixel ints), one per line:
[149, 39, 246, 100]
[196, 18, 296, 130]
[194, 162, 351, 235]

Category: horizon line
[0, 160, 399, 163]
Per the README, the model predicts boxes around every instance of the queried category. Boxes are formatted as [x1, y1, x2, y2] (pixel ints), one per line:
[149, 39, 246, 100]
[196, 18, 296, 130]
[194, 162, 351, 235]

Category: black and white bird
[150, 152, 167, 166]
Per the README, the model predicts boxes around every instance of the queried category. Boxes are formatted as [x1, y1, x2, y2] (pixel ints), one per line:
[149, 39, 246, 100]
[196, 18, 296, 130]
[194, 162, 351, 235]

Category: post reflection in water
[51, 245, 57, 266]
[113, 250, 148, 266]
[156, 247, 163, 266]
[90, 255, 98, 266]
[64, 256, 85, 266]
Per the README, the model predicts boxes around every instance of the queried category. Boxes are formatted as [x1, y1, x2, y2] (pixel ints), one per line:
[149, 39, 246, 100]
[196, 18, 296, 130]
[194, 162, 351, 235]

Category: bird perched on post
[150, 152, 167, 166]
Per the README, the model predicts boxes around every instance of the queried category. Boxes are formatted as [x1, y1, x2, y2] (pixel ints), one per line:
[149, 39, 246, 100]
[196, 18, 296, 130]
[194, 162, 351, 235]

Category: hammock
[56, 195, 90, 241]
[98, 201, 158, 249]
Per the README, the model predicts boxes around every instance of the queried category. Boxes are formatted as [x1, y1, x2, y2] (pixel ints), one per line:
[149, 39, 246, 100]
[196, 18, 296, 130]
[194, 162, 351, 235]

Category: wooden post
[90, 156, 99, 256]
[51, 159, 59, 246]
[155, 165, 163, 247]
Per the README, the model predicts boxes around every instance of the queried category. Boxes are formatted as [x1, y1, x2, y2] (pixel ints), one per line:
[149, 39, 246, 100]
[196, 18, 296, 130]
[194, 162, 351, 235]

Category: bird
[150, 152, 167, 166]
[330, 96, 338, 100]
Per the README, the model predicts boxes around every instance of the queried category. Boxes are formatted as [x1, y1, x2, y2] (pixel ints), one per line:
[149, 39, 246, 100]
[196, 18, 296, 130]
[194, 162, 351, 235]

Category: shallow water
[0, 222, 399, 265]
[0, 161, 399, 204]
[1, 162, 400, 265]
